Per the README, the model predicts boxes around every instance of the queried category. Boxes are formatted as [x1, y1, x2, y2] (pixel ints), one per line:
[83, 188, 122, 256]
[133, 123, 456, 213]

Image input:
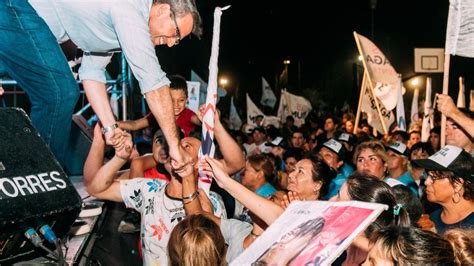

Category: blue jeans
[0, 0, 79, 167]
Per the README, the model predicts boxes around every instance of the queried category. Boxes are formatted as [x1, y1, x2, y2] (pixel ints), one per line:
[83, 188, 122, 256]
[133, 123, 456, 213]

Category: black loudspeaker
[64, 114, 93, 176]
[0, 108, 82, 263]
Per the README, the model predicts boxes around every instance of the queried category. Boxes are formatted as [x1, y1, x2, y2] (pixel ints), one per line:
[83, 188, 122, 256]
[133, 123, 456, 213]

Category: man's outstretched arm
[146, 87, 190, 169]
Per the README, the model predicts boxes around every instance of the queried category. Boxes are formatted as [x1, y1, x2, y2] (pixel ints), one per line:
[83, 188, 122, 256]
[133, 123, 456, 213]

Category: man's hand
[200, 156, 230, 189]
[104, 127, 126, 150]
[436, 94, 457, 115]
[169, 145, 193, 172]
[115, 132, 133, 161]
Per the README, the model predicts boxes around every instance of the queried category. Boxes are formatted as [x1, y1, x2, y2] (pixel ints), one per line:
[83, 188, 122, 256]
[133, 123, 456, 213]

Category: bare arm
[129, 154, 157, 179]
[202, 156, 284, 225]
[146, 87, 190, 169]
[83, 80, 125, 146]
[85, 132, 133, 202]
[117, 116, 150, 131]
[83, 124, 106, 187]
[214, 113, 245, 175]
[437, 94, 474, 137]
[190, 114, 201, 126]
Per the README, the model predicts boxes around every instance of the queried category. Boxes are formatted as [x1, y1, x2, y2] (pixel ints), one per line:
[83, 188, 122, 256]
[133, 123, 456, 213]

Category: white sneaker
[79, 202, 102, 218]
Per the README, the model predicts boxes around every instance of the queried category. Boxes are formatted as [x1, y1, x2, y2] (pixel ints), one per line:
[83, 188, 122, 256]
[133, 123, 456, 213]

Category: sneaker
[69, 219, 91, 236]
[79, 202, 102, 218]
[118, 209, 141, 233]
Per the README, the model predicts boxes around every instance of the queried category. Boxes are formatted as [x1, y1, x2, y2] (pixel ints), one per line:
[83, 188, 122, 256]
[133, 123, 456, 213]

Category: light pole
[283, 59, 290, 89]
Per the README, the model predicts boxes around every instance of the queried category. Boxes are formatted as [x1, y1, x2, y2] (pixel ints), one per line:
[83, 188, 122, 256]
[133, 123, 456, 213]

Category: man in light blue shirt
[0, 0, 201, 168]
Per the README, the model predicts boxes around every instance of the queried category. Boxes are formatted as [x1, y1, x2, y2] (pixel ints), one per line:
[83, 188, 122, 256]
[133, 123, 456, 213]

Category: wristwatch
[101, 123, 118, 134]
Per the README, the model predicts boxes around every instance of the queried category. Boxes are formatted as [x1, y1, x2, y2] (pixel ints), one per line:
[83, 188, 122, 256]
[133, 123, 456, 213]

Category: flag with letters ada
[247, 94, 264, 127]
[355, 32, 399, 111]
[261, 77, 277, 108]
[445, 0, 474, 57]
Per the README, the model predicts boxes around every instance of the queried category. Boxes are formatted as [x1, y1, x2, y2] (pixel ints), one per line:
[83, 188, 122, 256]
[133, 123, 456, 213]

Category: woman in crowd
[167, 214, 227, 266]
[444, 228, 474, 265]
[363, 226, 455, 265]
[329, 173, 411, 265]
[353, 140, 402, 187]
[413, 145, 474, 235]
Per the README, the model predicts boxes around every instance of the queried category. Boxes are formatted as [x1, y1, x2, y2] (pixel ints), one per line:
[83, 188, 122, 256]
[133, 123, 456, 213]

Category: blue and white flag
[395, 75, 406, 131]
[198, 6, 229, 194]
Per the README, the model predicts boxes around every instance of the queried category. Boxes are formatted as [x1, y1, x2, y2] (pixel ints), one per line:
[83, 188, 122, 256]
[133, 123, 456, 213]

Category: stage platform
[14, 175, 142, 266]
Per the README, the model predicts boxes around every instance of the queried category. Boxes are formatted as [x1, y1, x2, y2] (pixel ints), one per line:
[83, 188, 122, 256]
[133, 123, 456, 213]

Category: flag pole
[354, 71, 367, 134]
[353, 32, 389, 135]
[440, 54, 450, 147]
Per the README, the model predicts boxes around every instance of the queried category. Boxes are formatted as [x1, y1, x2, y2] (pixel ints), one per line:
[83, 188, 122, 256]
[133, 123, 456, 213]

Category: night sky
[156, 0, 473, 114]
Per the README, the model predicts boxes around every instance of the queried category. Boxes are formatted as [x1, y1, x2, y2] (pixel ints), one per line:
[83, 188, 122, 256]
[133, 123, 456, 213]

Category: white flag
[395, 75, 407, 131]
[445, 0, 474, 57]
[186, 81, 200, 113]
[278, 90, 312, 127]
[260, 77, 277, 108]
[247, 94, 264, 127]
[191, 70, 227, 106]
[421, 77, 433, 142]
[262, 116, 281, 128]
[277, 89, 289, 123]
[355, 32, 399, 111]
[229, 96, 242, 130]
[410, 88, 420, 125]
[457, 77, 466, 108]
[361, 85, 395, 134]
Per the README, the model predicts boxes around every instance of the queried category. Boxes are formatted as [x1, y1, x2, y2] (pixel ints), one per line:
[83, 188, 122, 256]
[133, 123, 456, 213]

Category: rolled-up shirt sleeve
[78, 54, 112, 83]
[110, 3, 170, 94]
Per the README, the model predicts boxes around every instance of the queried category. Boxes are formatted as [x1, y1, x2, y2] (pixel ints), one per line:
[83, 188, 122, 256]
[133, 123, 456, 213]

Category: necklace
[162, 184, 183, 213]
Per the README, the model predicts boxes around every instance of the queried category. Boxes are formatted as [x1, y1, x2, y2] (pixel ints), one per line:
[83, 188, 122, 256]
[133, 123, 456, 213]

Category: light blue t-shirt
[324, 163, 354, 200]
[255, 182, 277, 198]
[29, 0, 170, 94]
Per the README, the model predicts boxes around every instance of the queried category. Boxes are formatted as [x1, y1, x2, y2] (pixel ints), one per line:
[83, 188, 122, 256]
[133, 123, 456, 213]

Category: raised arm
[202, 156, 284, 225]
[146, 87, 191, 170]
[212, 111, 245, 174]
[437, 94, 474, 137]
[117, 115, 151, 131]
[83, 124, 107, 187]
[85, 132, 133, 202]
[129, 154, 157, 179]
[82, 80, 125, 147]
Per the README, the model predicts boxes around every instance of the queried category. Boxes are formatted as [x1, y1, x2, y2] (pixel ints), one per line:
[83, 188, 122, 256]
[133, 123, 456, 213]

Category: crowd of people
[1, 0, 472, 265]
[83, 84, 473, 265]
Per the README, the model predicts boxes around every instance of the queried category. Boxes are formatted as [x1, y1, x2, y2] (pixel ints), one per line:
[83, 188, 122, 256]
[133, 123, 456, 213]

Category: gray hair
[153, 0, 203, 38]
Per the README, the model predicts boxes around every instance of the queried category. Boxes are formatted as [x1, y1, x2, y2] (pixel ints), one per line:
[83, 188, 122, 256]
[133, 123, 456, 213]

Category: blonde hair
[167, 214, 226, 266]
[444, 228, 474, 265]
[353, 140, 388, 165]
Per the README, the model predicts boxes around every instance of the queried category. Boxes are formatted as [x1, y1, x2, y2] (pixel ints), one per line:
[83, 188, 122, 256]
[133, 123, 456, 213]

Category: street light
[283, 59, 291, 65]
[219, 77, 228, 88]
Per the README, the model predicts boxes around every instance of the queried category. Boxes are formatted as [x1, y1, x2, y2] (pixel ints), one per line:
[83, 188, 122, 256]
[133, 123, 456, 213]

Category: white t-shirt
[120, 178, 226, 266]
